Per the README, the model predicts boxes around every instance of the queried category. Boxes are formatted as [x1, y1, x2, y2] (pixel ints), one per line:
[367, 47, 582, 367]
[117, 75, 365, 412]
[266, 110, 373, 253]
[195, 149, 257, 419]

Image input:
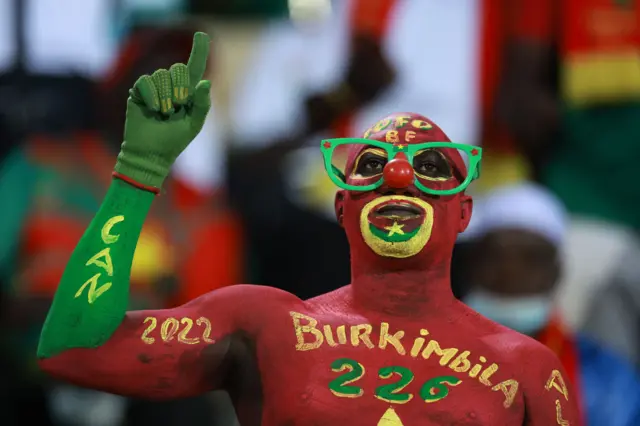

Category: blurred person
[0, 2, 134, 422]
[464, 182, 640, 426]
[582, 238, 640, 370]
[227, 0, 481, 299]
[0, 0, 118, 169]
[35, 29, 580, 422]
[0, 75, 98, 426]
[496, 0, 640, 329]
[0, 26, 242, 426]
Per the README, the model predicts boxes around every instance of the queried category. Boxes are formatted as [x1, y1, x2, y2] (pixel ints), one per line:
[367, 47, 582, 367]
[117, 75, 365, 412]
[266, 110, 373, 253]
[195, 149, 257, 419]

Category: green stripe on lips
[369, 221, 421, 243]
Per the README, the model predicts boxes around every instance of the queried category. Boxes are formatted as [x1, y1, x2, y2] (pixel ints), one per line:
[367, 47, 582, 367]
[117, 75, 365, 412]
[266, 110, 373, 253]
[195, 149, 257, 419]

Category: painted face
[335, 113, 473, 267]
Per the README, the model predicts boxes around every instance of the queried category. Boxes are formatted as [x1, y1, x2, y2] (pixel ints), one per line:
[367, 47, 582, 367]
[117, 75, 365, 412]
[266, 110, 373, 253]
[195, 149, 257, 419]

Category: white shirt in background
[229, 0, 481, 219]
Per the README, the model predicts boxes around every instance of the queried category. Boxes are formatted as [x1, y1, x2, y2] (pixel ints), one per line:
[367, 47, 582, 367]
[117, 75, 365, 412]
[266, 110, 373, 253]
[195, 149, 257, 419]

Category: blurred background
[0, 0, 638, 425]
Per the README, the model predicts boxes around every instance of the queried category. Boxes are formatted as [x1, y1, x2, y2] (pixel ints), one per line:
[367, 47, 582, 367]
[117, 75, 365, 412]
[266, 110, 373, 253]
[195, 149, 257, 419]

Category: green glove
[114, 32, 212, 189]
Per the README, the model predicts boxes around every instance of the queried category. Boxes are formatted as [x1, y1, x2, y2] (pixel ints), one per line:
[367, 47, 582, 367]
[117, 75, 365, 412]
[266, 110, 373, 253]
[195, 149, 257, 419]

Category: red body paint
[40, 113, 581, 425]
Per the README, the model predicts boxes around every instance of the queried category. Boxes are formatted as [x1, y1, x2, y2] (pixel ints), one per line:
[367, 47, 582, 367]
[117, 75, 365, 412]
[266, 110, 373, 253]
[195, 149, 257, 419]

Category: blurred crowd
[0, 0, 639, 425]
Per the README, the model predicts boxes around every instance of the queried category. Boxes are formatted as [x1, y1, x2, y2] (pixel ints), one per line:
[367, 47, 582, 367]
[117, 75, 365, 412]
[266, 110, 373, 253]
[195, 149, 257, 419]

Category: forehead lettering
[363, 117, 433, 140]
[412, 120, 432, 130]
[395, 116, 410, 128]
[386, 130, 399, 143]
[372, 118, 392, 132]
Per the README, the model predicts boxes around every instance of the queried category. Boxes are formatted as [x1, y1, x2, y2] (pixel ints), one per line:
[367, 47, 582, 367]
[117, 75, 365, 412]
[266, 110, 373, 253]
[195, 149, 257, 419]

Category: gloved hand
[114, 32, 212, 190]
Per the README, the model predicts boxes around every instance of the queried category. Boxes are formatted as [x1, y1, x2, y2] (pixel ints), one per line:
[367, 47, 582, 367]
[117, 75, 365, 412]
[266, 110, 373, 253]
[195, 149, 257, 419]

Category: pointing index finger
[187, 32, 211, 86]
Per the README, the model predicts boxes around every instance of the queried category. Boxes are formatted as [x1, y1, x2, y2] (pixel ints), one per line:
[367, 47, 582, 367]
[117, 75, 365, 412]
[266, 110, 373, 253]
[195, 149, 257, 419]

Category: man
[464, 183, 640, 426]
[36, 32, 579, 425]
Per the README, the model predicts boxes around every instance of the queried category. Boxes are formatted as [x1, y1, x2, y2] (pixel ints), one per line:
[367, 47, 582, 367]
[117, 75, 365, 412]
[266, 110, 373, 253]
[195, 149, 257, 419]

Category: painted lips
[360, 195, 435, 256]
[374, 201, 423, 219]
[368, 199, 426, 234]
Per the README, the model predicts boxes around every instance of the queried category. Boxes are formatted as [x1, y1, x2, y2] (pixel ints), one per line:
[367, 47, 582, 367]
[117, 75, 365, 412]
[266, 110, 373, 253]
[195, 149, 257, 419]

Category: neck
[349, 256, 455, 317]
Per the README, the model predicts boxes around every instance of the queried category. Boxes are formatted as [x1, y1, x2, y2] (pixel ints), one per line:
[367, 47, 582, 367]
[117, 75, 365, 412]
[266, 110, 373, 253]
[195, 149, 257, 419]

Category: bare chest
[257, 311, 524, 426]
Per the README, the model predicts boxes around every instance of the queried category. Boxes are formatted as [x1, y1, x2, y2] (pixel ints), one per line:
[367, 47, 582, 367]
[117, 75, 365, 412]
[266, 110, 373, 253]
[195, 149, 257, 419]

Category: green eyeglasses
[320, 138, 482, 196]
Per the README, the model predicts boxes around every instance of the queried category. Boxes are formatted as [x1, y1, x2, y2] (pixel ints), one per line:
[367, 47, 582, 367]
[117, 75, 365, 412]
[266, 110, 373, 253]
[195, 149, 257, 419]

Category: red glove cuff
[112, 171, 161, 195]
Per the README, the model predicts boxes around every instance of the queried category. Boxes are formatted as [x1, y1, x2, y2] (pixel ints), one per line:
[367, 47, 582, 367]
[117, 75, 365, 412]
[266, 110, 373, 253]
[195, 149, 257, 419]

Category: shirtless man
[37, 32, 581, 425]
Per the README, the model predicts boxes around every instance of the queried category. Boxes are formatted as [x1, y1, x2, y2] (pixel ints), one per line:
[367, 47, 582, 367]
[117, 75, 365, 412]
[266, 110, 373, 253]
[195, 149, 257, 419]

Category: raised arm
[35, 177, 259, 398]
[37, 32, 251, 399]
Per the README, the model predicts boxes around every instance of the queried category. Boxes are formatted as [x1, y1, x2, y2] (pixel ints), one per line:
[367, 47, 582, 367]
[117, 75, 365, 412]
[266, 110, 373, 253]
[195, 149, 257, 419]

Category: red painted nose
[383, 154, 414, 188]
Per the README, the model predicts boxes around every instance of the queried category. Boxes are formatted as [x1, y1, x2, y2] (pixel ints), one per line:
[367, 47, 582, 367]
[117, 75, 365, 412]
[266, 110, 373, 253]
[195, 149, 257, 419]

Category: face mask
[463, 290, 552, 335]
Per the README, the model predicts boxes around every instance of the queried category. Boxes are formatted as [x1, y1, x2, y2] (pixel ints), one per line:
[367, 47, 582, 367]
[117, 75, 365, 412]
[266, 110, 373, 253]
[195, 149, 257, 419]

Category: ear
[335, 190, 345, 227]
[458, 194, 473, 233]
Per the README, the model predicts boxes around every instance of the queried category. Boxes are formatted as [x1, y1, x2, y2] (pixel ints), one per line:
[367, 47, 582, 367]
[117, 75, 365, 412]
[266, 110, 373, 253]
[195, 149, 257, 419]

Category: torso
[246, 286, 527, 426]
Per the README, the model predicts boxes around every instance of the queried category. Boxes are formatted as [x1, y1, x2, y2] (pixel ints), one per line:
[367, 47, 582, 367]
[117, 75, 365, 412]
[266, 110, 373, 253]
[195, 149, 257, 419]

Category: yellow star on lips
[384, 221, 405, 237]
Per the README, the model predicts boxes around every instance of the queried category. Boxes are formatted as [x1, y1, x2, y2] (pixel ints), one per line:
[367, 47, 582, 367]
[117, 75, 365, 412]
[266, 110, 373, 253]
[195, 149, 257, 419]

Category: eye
[355, 152, 387, 177]
[413, 149, 452, 179]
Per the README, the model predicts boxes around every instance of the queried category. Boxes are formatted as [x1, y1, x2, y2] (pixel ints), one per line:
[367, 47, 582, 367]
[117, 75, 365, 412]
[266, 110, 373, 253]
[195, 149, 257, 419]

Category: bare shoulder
[456, 301, 560, 367]
[304, 285, 353, 313]
[455, 303, 570, 408]
[460, 307, 580, 422]
[186, 284, 305, 321]
[207, 283, 301, 301]
[482, 326, 559, 368]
